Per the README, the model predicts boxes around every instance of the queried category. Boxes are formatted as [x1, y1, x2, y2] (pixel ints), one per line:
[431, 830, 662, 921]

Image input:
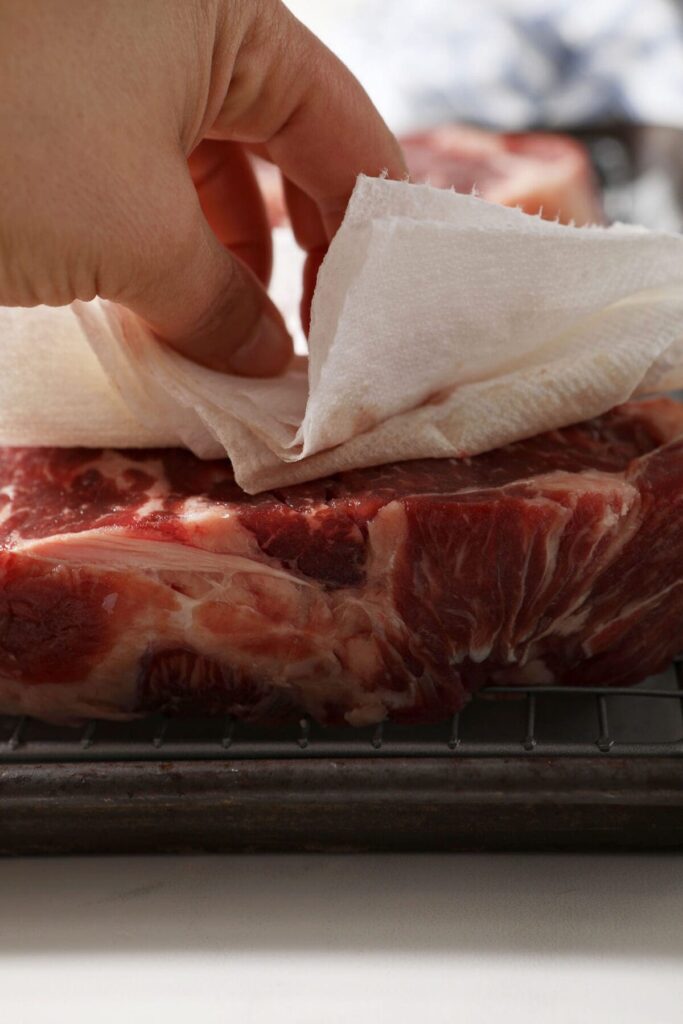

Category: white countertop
[1, 853, 682, 1023]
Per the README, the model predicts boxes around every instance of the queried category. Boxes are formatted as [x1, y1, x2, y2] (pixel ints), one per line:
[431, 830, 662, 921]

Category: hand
[0, 0, 405, 375]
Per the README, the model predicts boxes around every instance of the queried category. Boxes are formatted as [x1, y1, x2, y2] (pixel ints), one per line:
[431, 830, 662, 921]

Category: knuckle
[187, 252, 261, 343]
[0, 219, 100, 307]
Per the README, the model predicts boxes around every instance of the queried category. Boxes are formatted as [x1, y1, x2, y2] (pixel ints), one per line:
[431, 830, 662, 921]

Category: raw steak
[400, 126, 605, 226]
[0, 399, 682, 726]
[255, 126, 604, 228]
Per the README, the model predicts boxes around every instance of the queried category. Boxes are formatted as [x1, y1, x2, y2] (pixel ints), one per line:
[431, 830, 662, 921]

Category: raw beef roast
[1, 399, 682, 726]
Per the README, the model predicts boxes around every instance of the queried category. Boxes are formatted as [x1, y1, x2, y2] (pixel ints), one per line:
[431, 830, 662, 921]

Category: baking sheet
[1, 673, 681, 854]
[1, 125, 682, 855]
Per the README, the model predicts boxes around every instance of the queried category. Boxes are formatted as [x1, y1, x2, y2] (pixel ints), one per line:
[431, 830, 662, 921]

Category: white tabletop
[1, 853, 681, 1023]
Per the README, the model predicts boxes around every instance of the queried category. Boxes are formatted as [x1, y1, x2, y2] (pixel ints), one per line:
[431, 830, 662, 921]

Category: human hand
[0, 0, 405, 375]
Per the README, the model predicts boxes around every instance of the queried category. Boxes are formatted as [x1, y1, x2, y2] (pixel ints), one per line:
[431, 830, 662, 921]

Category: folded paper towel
[2, 175, 683, 493]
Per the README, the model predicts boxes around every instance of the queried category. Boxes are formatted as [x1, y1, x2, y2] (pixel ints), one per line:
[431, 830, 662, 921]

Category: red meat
[0, 399, 680, 725]
[401, 126, 604, 225]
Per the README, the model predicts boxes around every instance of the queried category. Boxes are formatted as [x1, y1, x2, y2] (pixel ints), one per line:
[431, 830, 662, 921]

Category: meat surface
[401, 126, 604, 226]
[256, 126, 604, 228]
[1, 399, 682, 726]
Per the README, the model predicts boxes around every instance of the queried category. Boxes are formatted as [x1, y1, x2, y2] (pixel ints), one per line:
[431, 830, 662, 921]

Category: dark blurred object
[573, 125, 683, 232]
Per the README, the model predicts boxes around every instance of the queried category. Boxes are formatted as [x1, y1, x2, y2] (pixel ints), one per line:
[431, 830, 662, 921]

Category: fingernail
[228, 311, 293, 377]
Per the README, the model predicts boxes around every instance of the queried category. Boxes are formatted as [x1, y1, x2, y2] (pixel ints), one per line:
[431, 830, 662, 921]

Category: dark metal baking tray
[1, 665, 682, 854]
[2, 124, 682, 855]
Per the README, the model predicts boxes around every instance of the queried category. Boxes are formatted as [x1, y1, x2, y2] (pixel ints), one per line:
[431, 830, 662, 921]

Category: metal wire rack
[1, 661, 682, 764]
[2, 128, 683, 853]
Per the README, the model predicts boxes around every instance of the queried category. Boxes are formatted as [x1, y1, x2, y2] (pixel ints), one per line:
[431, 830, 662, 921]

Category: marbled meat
[0, 399, 682, 725]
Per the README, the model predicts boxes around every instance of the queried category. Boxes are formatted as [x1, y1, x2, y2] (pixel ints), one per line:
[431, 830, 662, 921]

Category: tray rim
[2, 754, 683, 854]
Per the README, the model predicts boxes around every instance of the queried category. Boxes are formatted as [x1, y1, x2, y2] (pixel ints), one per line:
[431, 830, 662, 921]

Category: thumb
[120, 177, 292, 377]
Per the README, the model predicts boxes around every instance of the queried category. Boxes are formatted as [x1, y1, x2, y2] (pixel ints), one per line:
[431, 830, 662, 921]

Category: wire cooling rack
[1, 666, 682, 854]
[4, 126, 683, 852]
[1, 662, 682, 764]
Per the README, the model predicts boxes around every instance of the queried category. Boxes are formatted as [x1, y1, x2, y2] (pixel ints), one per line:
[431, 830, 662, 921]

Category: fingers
[189, 140, 272, 287]
[282, 177, 327, 334]
[120, 168, 292, 377]
[268, 34, 406, 238]
[213, 5, 407, 240]
[117, 3, 405, 374]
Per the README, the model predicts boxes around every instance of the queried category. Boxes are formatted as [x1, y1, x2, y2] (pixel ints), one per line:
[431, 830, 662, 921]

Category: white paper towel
[2, 175, 683, 493]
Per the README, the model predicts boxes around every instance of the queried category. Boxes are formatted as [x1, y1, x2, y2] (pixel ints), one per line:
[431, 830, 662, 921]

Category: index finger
[213, 4, 407, 240]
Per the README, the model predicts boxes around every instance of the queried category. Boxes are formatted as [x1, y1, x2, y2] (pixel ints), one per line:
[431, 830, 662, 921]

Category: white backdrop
[2, 854, 683, 1024]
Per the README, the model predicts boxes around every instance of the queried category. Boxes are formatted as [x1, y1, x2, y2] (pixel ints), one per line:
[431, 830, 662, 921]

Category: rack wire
[1, 661, 682, 764]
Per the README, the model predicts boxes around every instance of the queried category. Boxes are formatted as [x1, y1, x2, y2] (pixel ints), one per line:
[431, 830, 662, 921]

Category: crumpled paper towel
[2, 175, 683, 493]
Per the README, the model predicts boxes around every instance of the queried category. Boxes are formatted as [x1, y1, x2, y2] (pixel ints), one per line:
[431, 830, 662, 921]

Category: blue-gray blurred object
[329, 0, 683, 135]
[301, 0, 683, 232]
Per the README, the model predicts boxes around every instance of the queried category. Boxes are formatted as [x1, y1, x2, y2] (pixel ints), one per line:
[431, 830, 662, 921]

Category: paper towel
[2, 175, 683, 493]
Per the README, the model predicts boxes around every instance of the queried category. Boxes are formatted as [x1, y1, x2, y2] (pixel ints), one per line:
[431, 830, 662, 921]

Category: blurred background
[281, 0, 683, 231]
